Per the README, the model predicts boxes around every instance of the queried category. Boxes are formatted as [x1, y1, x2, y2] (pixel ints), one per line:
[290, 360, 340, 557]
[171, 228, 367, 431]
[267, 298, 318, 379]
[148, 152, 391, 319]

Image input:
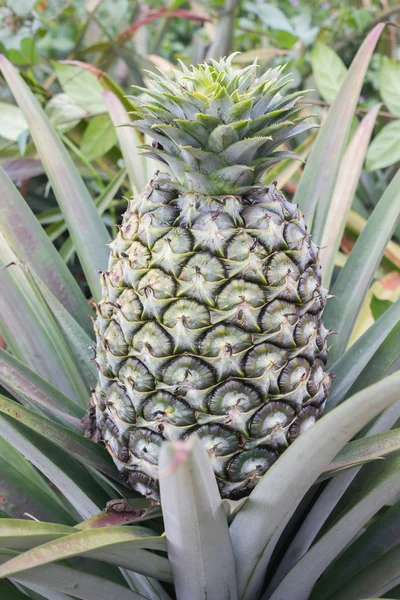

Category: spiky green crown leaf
[129, 55, 315, 195]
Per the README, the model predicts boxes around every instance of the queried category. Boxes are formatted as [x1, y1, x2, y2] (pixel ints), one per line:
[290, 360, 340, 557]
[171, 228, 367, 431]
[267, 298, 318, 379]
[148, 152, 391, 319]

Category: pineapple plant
[92, 56, 333, 501]
[0, 22, 400, 600]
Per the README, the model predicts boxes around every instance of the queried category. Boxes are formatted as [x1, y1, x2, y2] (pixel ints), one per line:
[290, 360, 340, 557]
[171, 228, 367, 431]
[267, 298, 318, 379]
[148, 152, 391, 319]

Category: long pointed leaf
[320, 105, 380, 286]
[326, 297, 400, 409]
[104, 92, 148, 194]
[323, 429, 400, 479]
[348, 320, 400, 397]
[270, 396, 400, 593]
[324, 544, 400, 600]
[0, 348, 84, 425]
[0, 395, 117, 481]
[0, 551, 146, 600]
[271, 455, 400, 600]
[0, 437, 72, 524]
[0, 417, 105, 519]
[0, 166, 91, 334]
[325, 170, 400, 365]
[0, 526, 171, 583]
[294, 24, 384, 234]
[313, 501, 400, 599]
[229, 371, 400, 600]
[0, 520, 74, 551]
[0, 55, 109, 301]
[159, 436, 239, 600]
[53, 167, 128, 265]
[0, 236, 88, 405]
[32, 276, 97, 390]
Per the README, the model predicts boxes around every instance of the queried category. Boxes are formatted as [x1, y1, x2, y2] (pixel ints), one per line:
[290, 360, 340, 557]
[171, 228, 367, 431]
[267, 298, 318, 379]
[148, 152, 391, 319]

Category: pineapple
[93, 56, 332, 501]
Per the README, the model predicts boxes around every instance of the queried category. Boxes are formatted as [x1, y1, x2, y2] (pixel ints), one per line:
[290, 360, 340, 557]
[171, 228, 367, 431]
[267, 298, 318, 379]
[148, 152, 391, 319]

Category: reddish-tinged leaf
[76, 500, 161, 530]
[1, 158, 44, 182]
[118, 8, 212, 40]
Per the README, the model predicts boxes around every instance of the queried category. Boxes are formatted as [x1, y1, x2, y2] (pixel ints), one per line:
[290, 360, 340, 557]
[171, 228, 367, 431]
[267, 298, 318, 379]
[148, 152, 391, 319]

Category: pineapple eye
[142, 392, 196, 426]
[289, 407, 321, 442]
[189, 424, 240, 457]
[129, 428, 164, 464]
[163, 356, 215, 389]
[226, 448, 277, 481]
[249, 402, 296, 439]
[207, 380, 262, 414]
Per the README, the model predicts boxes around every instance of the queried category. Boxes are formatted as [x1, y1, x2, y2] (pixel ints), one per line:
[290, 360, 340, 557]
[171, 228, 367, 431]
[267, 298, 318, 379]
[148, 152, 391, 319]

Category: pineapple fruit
[93, 56, 332, 501]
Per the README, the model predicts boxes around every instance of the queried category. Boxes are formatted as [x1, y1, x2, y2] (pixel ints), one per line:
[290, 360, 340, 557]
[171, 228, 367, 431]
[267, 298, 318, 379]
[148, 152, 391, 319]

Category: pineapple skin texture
[93, 176, 332, 501]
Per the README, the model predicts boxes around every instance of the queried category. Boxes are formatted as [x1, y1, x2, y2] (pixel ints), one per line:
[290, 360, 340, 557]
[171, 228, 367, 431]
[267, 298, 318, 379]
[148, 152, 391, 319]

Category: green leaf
[53, 63, 106, 114]
[379, 57, 400, 117]
[159, 436, 239, 600]
[31, 277, 97, 391]
[324, 165, 400, 366]
[312, 501, 400, 599]
[229, 370, 400, 600]
[6, 0, 36, 16]
[320, 105, 380, 286]
[294, 24, 385, 235]
[272, 454, 400, 600]
[0, 164, 92, 335]
[8, 39, 38, 66]
[46, 94, 89, 132]
[270, 395, 400, 593]
[323, 429, 400, 479]
[0, 103, 27, 141]
[0, 395, 118, 482]
[366, 120, 400, 171]
[0, 520, 74, 551]
[0, 579, 32, 600]
[0, 55, 110, 302]
[310, 42, 347, 104]
[42, 168, 127, 264]
[0, 526, 171, 583]
[0, 437, 72, 524]
[0, 348, 84, 426]
[0, 551, 145, 600]
[0, 237, 89, 406]
[104, 91, 148, 194]
[348, 320, 400, 397]
[370, 295, 393, 320]
[326, 298, 400, 410]
[81, 115, 117, 161]
[256, 3, 294, 33]
[0, 417, 107, 520]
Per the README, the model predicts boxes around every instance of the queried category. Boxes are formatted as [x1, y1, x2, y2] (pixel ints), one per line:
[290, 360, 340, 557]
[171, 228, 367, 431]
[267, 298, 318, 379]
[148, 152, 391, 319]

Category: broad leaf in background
[7, 38, 38, 66]
[81, 115, 117, 161]
[256, 3, 294, 34]
[379, 56, 400, 116]
[310, 42, 347, 104]
[366, 120, 400, 171]
[0, 103, 27, 142]
[53, 62, 107, 114]
[46, 94, 89, 132]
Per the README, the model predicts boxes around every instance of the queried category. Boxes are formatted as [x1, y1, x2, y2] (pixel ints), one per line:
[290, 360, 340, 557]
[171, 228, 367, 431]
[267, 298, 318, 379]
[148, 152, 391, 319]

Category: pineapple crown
[129, 54, 315, 195]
